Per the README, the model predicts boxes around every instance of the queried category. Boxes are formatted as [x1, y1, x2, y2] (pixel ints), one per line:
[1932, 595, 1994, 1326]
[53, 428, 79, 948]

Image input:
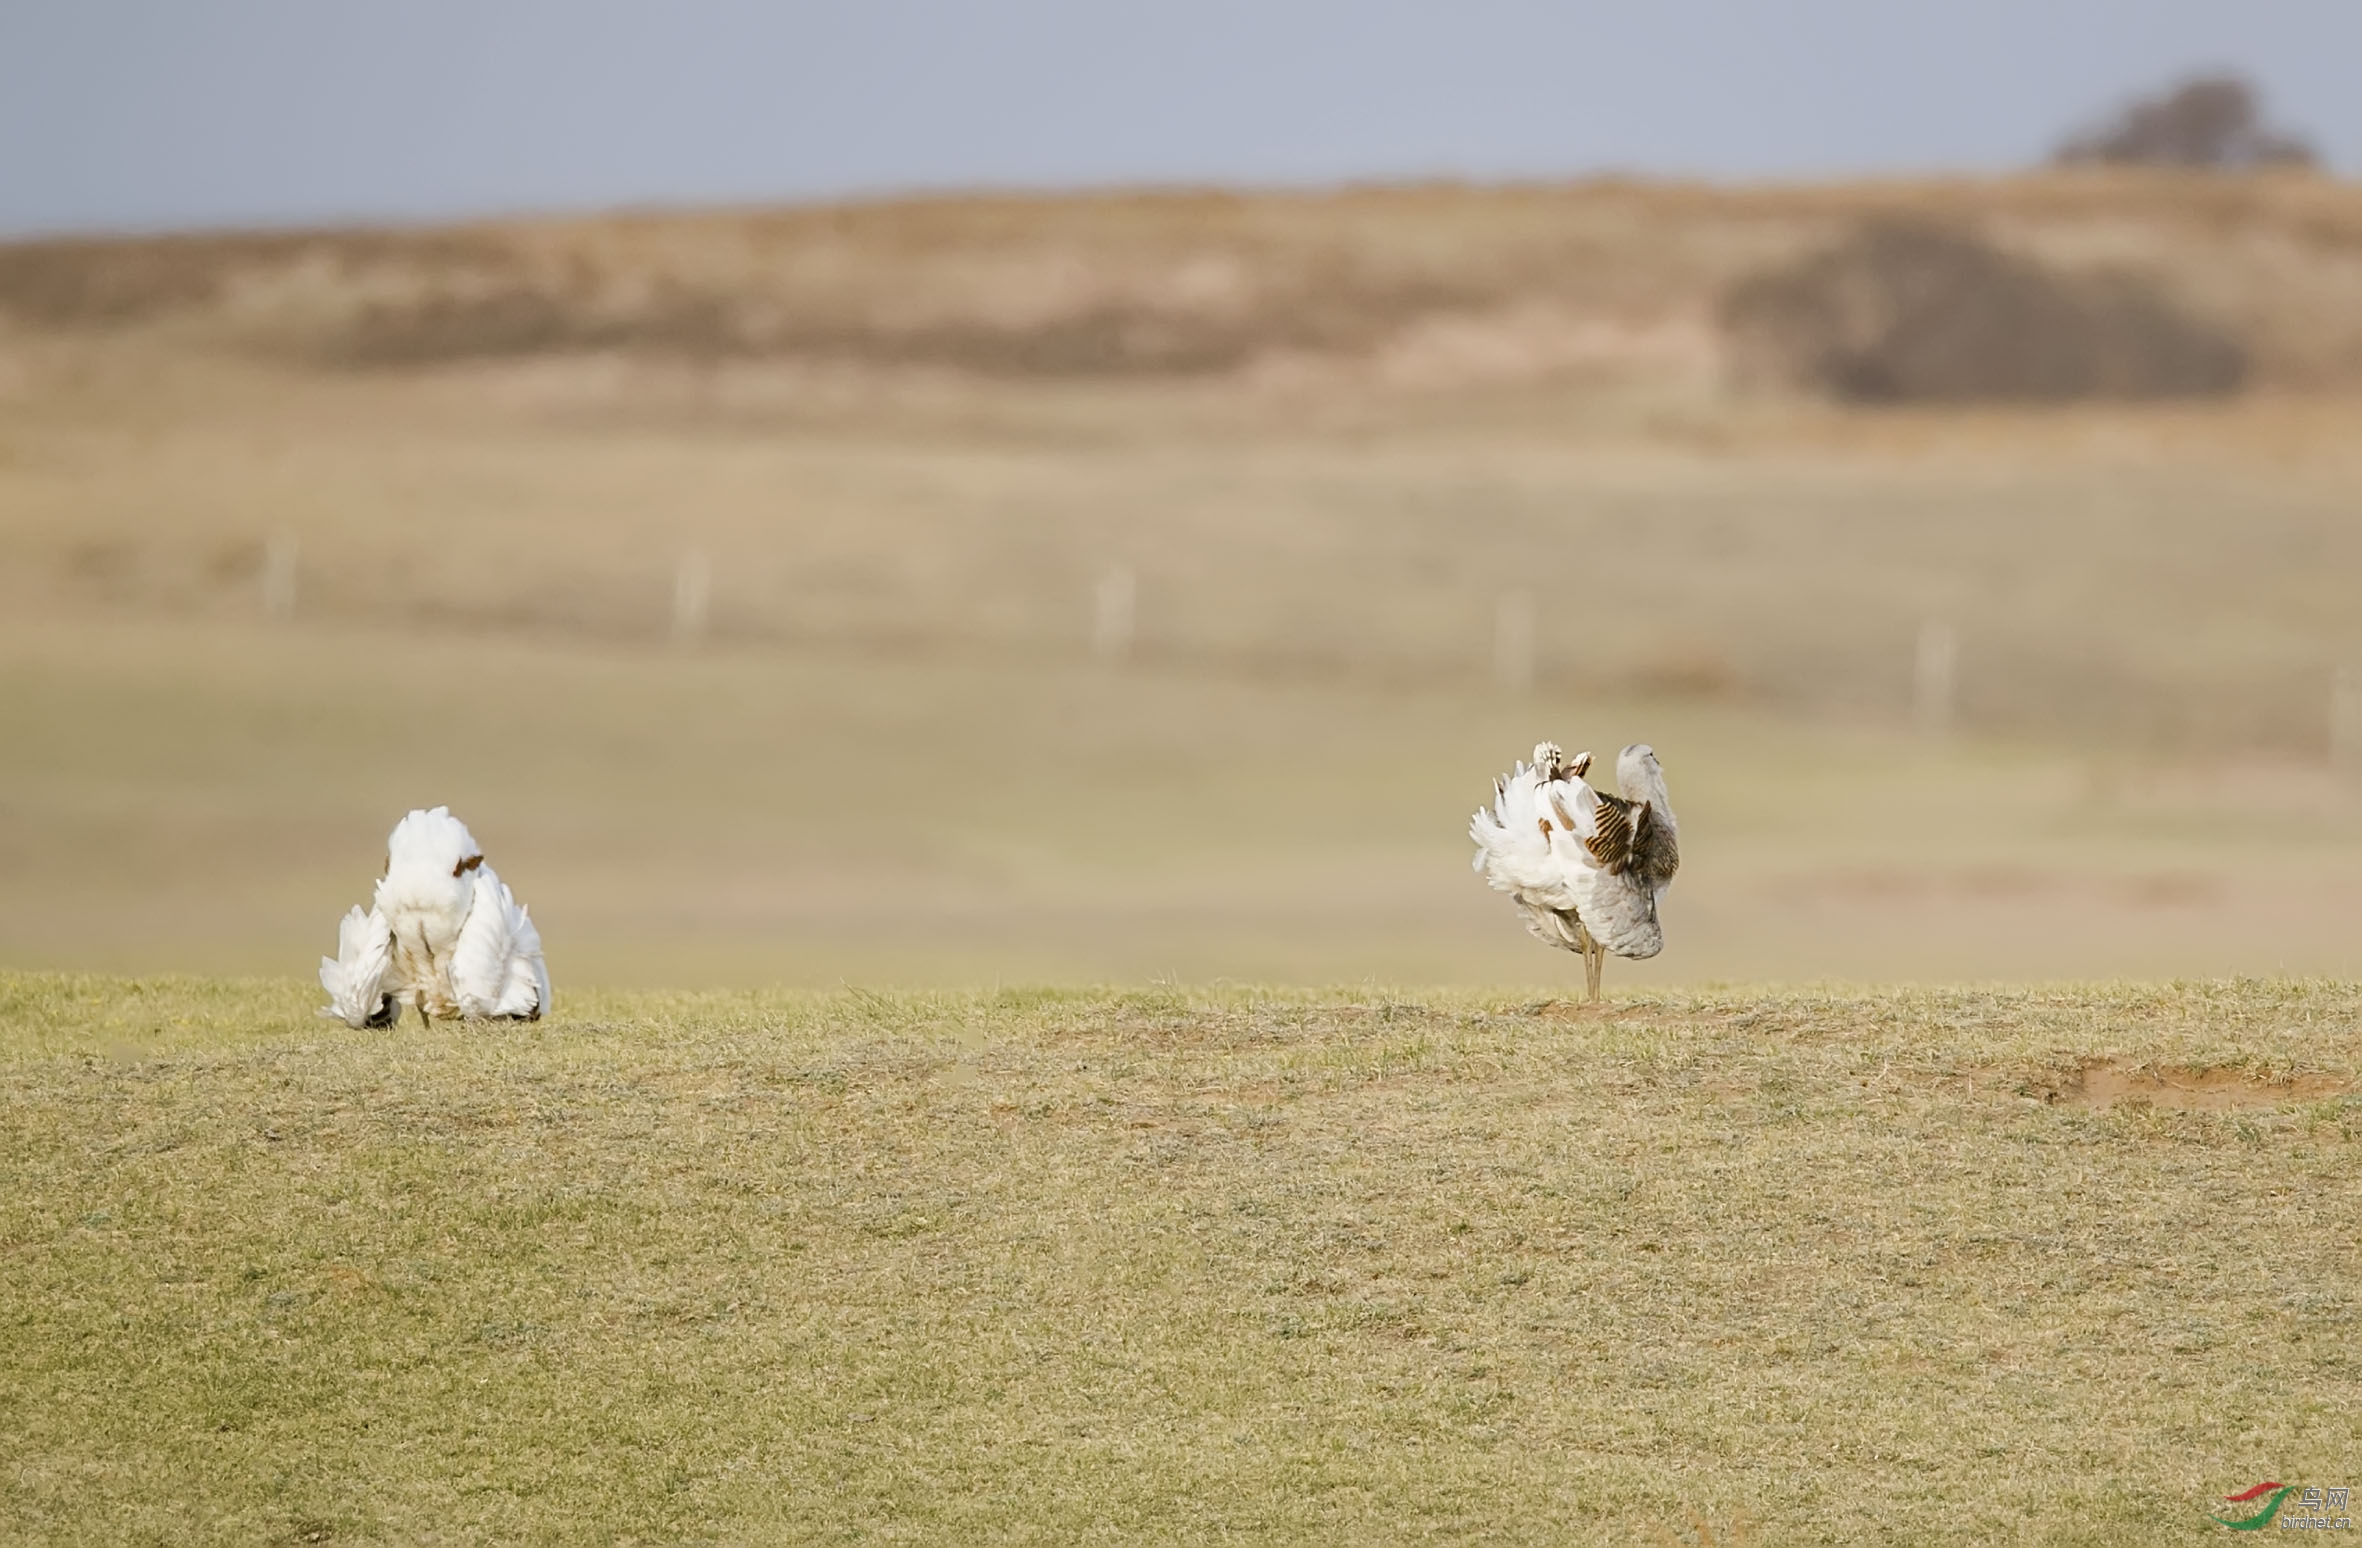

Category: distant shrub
[1720, 220, 2246, 404]
[2053, 73, 2315, 170]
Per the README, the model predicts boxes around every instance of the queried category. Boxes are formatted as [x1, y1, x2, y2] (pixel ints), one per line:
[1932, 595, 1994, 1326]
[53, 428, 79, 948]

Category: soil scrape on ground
[2055, 1057, 2351, 1111]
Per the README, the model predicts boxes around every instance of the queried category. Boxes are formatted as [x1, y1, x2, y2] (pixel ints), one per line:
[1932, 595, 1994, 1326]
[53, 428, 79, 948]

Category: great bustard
[1469, 742, 1680, 1000]
[318, 807, 550, 1028]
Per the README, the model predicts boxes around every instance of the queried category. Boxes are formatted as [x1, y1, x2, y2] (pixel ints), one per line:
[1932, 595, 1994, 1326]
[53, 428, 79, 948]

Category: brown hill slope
[5, 174, 2362, 392]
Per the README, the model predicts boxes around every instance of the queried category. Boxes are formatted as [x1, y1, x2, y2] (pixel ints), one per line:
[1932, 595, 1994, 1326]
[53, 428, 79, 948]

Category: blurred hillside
[6, 174, 2362, 390]
[7, 176, 2362, 744]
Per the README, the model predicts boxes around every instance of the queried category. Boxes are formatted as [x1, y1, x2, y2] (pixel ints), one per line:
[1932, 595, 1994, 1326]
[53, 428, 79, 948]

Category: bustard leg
[1578, 926, 1603, 1003]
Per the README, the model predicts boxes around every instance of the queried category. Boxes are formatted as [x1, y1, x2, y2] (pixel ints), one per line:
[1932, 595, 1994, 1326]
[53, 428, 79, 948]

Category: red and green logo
[2210, 1481, 2294, 1531]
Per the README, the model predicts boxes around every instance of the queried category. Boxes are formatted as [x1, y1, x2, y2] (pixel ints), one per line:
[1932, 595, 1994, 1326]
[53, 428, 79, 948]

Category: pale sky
[3, 1, 2357, 237]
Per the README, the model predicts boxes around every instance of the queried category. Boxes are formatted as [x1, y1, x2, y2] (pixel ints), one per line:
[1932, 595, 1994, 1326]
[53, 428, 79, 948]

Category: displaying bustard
[318, 807, 550, 1028]
[1470, 742, 1680, 1000]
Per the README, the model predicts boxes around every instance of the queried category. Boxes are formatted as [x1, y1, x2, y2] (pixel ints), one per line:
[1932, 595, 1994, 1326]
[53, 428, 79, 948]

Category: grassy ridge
[8, 175, 2362, 386]
[4, 974, 2357, 1544]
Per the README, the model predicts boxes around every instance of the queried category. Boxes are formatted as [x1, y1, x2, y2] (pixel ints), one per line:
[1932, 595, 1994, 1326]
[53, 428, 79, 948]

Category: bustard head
[1616, 744, 1670, 810]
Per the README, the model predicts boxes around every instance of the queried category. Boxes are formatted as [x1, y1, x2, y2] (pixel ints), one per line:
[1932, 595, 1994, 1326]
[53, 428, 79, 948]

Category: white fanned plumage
[318, 904, 397, 1028]
[1470, 741, 1680, 1001]
[449, 869, 551, 1019]
[317, 807, 550, 1028]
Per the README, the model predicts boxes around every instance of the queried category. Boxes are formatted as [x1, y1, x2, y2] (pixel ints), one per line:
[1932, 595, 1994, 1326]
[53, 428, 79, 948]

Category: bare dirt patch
[2056, 1057, 2350, 1110]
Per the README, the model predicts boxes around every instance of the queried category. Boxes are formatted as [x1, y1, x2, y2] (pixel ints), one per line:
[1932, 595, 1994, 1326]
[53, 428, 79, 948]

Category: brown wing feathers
[1583, 792, 1635, 873]
[1539, 765, 1672, 886]
[1631, 804, 1679, 889]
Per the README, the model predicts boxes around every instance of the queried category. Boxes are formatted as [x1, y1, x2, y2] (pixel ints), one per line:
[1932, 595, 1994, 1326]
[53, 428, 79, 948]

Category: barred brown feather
[1583, 792, 1634, 873]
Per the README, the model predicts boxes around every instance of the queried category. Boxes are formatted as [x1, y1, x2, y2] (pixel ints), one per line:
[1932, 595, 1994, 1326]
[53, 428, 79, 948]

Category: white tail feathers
[1468, 751, 1585, 907]
[449, 869, 549, 1020]
[318, 905, 394, 1027]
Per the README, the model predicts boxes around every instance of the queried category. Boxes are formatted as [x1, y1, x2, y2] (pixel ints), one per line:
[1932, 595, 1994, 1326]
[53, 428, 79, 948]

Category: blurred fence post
[1914, 619, 1958, 738]
[2333, 665, 2362, 781]
[1093, 564, 1136, 667]
[261, 531, 298, 623]
[673, 549, 711, 645]
[1494, 590, 1535, 693]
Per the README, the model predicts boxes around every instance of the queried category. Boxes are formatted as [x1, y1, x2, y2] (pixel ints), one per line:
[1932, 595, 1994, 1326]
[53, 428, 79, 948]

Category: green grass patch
[4, 974, 2358, 1544]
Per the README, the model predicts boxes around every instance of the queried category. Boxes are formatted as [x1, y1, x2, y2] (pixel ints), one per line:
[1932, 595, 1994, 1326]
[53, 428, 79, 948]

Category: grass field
[8, 604, 2362, 992]
[4, 973, 2357, 1544]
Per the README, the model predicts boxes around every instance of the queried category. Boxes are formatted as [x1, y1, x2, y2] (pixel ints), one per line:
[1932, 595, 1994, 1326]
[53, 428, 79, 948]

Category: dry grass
[3, 973, 2356, 1544]
[7, 332, 2362, 755]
